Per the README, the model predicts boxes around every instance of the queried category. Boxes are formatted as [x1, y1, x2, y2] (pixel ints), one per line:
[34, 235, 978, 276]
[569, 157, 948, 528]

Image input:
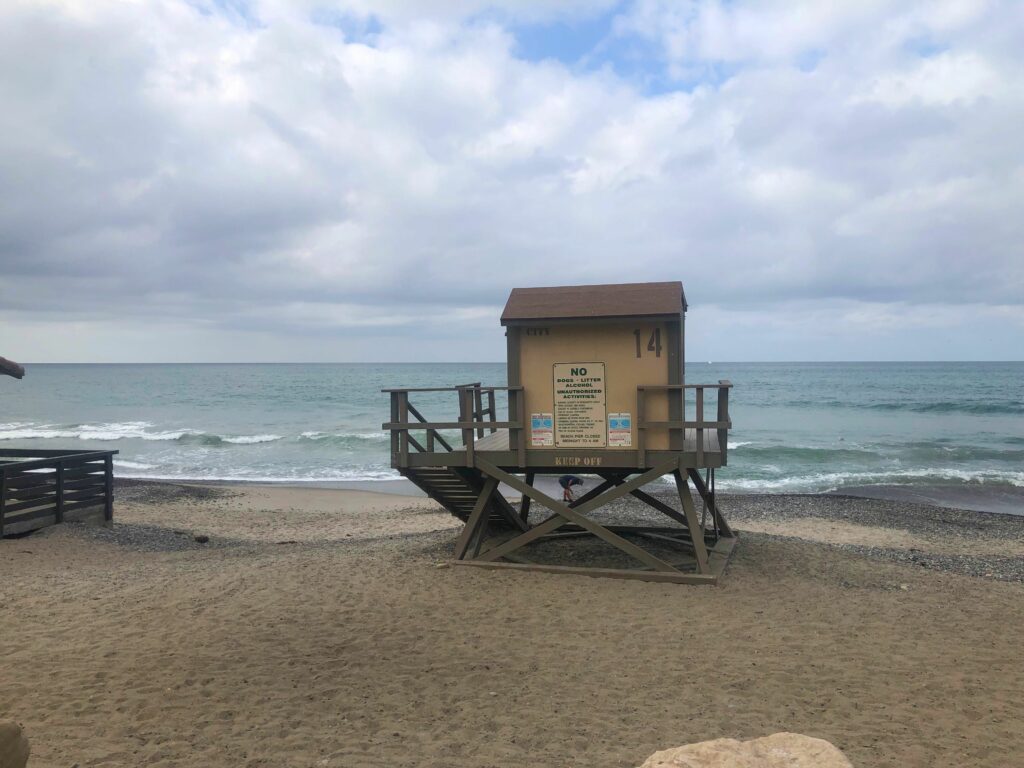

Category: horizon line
[11, 360, 1024, 365]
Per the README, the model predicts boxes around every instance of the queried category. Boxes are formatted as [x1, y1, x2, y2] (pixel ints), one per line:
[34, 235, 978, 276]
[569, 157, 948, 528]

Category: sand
[1, 482, 1022, 768]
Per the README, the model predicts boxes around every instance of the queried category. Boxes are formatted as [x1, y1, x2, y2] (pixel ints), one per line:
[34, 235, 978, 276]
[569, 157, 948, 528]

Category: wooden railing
[383, 386, 526, 467]
[457, 382, 497, 438]
[0, 449, 117, 536]
[636, 381, 732, 467]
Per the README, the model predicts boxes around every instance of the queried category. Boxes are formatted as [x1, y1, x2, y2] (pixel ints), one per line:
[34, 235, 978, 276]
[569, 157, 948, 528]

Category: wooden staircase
[401, 466, 526, 531]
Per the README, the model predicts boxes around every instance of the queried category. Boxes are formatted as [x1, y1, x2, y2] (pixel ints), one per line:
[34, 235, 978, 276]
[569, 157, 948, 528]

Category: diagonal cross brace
[472, 458, 682, 572]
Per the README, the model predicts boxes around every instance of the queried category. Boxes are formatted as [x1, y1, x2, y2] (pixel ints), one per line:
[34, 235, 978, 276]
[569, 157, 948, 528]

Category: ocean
[1, 362, 1022, 512]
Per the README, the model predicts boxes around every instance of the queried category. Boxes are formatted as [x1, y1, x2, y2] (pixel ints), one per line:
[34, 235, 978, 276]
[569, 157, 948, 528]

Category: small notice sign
[608, 413, 632, 447]
[530, 413, 554, 446]
[553, 362, 607, 448]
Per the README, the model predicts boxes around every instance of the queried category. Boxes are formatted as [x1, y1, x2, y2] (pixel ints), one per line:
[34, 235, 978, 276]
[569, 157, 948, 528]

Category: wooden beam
[452, 477, 498, 560]
[452, 559, 718, 585]
[674, 471, 710, 574]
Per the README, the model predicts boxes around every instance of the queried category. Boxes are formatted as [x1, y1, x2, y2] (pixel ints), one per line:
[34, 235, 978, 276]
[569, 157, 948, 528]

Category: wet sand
[1, 481, 1022, 767]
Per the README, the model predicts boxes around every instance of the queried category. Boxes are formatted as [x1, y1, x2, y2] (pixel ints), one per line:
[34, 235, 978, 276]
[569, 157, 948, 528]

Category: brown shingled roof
[501, 281, 685, 324]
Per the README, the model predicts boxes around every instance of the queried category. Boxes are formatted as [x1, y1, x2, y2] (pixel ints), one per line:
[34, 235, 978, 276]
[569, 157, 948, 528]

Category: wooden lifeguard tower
[383, 281, 736, 584]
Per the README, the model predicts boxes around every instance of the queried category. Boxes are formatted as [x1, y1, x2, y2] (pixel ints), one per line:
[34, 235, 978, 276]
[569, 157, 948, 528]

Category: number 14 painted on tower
[633, 328, 662, 358]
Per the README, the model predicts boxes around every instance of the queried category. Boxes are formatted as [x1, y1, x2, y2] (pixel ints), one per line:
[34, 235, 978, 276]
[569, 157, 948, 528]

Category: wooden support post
[0, 470, 6, 538]
[687, 468, 733, 538]
[55, 460, 65, 524]
[520, 472, 535, 524]
[487, 390, 497, 433]
[453, 477, 498, 560]
[674, 470, 709, 573]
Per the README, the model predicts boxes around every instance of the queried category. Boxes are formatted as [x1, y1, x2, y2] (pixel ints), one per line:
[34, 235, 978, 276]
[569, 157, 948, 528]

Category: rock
[638, 732, 851, 768]
[0, 720, 30, 768]
[193, 534, 210, 544]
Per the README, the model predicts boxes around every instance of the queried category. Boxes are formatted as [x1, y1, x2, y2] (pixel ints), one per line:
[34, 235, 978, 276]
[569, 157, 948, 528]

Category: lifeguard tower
[382, 282, 736, 584]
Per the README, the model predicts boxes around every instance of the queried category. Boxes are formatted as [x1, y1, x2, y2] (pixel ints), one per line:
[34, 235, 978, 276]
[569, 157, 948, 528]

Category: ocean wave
[114, 468, 400, 483]
[296, 431, 391, 446]
[735, 445, 880, 462]
[0, 421, 198, 441]
[717, 467, 1024, 493]
[865, 401, 1024, 415]
[221, 434, 283, 444]
[0, 422, 294, 446]
[778, 399, 1024, 415]
[113, 459, 157, 470]
[727, 441, 753, 449]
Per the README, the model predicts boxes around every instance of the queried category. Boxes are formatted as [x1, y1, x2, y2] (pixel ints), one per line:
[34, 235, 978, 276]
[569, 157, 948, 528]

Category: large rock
[639, 732, 851, 768]
[0, 721, 29, 768]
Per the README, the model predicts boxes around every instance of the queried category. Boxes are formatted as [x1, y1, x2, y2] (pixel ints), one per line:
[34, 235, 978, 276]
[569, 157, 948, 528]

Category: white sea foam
[716, 467, 1024, 493]
[114, 468, 400, 483]
[0, 421, 198, 441]
[113, 459, 157, 470]
[221, 434, 283, 444]
[727, 441, 753, 449]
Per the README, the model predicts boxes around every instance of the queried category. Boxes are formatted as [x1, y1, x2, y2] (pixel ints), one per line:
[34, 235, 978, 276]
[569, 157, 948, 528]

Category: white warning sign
[530, 412, 554, 446]
[608, 412, 632, 447]
[553, 362, 607, 448]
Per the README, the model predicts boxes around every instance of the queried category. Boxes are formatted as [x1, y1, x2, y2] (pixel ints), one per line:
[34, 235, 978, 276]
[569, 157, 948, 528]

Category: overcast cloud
[1, 0, 1021, 361]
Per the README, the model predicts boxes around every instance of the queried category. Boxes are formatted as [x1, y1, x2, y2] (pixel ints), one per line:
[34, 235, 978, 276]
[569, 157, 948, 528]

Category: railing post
[390, 392, 400, 464]
[55, 460, 65, 523]
[487, 390, 497, 434]
[474, 388, 485, 439]
[397, 392, 410, 468]
[637, 387, 647, 468]
[103, 454, 114, 522]
[717, 380, 730, 465]
[459, 387, 475, 467]
[695, 386, 704, 466]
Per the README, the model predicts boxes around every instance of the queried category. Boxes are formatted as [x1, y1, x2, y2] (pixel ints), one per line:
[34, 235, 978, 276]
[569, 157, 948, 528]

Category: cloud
[0, 0, 1021, 361]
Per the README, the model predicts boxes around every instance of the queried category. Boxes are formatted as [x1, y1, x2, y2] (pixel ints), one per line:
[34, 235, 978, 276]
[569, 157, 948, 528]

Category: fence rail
[635, 381, 732, 467]
[0, 450, 117, 536]
[384, 385, 526, 467]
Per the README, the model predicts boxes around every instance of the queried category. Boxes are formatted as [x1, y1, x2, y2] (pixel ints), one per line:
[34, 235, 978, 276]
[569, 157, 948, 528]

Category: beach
[1, 481, 1022, 768]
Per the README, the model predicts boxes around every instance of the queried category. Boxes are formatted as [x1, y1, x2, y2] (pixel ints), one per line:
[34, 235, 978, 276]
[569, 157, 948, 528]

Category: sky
[0, 0, 1022, 362]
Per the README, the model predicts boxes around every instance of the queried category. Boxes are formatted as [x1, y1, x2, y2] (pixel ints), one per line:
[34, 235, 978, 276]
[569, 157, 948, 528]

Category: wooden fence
[0, 449, 117, 536]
